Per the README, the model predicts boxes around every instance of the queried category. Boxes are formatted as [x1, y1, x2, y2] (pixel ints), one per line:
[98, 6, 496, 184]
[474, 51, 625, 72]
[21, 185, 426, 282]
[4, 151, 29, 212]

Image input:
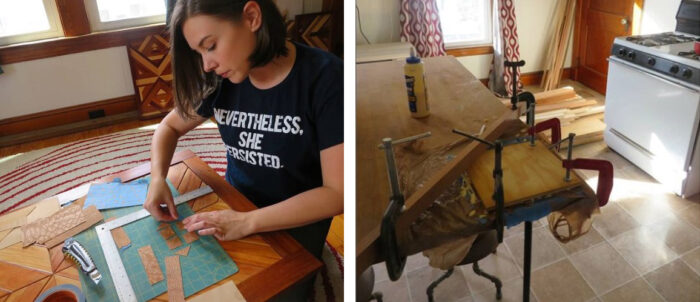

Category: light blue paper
[84, 178, 149, 210]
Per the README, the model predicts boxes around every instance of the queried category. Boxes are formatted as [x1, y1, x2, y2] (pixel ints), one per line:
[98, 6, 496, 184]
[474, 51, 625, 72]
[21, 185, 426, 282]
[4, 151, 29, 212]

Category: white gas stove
[604, 0, 700, 197]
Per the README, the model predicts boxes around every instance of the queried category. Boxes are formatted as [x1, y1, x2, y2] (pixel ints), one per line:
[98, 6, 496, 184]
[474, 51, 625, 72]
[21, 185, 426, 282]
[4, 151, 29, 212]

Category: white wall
[640, 0, 682, 34]
[355, 0, 677, 78]
[0, 47, 134, 120]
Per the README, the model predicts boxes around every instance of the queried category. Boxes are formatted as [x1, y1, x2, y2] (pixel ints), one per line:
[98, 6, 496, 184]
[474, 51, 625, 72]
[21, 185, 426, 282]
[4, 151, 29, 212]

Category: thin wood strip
[43, 205, 103, 248]
[165, 256, 185, 302]
[138, 245, 164, 285]
[533, 87, 577, 104]
[536, 99, 597, 113]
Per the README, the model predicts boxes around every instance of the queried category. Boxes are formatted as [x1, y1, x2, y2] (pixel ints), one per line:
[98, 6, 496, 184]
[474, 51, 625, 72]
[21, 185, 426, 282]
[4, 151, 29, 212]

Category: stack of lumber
[541, 0, 577, 91]
[502, 87, 606, 149]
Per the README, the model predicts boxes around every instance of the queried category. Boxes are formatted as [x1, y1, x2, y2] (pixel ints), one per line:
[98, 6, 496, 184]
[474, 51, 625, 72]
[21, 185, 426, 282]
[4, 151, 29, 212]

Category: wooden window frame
[446, 45, 494, 57]
[0, 0, 167, 65]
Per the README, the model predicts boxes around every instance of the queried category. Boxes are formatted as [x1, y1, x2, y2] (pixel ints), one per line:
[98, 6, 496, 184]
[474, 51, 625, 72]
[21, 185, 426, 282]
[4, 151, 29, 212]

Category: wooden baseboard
[0, 111, 139, 147]
[479, 68, 573, 87]
[0, 95, 138, 137]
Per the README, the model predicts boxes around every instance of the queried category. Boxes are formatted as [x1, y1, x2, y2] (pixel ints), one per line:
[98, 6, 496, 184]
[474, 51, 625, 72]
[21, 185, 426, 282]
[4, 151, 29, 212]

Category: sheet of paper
[187, 281, 246, 302]
[83, 179, 148, 210]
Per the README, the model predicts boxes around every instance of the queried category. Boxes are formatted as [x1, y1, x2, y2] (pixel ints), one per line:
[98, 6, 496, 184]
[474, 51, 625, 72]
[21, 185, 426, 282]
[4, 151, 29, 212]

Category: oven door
[605, 56, 700, 195]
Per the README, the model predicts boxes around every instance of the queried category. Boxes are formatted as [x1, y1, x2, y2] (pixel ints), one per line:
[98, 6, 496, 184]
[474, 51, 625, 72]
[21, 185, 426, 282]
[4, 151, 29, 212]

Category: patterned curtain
[399, 0, 446, 57]
[488, 0, 522, 97]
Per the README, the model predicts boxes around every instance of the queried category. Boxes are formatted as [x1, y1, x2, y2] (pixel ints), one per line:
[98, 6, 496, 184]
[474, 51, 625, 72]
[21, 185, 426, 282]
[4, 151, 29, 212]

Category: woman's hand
[144, 177, 178, 221]
[182, 209, 255, 241]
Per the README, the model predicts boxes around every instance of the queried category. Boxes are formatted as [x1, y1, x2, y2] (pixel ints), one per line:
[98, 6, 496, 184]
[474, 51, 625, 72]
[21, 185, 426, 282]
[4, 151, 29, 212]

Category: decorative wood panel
[127, 32, 174, 119]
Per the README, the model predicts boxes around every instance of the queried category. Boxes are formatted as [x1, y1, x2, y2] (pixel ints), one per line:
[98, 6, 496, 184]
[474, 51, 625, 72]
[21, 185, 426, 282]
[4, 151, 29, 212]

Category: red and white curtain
[399, 0, 446, 57]
[488, 0, 522, 97]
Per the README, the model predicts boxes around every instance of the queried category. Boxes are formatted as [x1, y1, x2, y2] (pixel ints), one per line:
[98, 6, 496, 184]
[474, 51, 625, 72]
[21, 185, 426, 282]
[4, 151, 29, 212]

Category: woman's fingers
[198, 227, 218, 236]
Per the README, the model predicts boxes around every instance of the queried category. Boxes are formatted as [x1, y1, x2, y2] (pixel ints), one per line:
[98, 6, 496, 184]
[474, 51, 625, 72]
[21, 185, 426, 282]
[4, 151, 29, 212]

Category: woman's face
[182, 13, 257, 84]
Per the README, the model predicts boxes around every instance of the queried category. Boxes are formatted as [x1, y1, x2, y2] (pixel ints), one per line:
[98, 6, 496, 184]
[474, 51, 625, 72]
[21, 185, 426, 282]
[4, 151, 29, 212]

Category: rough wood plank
[535, 98, 598, 113]
[138, 245, 164, 285]
[43, 205, 103, 248]
[533, 87, 577, 104]
[165, 256, 185, 302]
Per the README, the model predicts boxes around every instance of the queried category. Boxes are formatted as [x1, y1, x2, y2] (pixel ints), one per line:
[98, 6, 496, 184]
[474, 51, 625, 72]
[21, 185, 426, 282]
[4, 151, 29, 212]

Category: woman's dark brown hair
[168, 0, 288, 119]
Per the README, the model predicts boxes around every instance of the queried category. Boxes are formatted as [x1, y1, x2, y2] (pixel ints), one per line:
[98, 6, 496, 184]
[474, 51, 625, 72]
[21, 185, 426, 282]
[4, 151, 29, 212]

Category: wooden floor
[0, 116, 344, 256]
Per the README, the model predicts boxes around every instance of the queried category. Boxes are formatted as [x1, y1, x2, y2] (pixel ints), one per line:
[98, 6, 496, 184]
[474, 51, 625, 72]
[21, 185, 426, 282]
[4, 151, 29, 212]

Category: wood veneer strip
[138, 245, 164, 285]
[165, 255, 185, 302]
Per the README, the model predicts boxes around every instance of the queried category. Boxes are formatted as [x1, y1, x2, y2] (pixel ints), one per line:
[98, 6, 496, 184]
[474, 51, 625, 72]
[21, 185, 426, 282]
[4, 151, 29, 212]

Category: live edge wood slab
[0, 150, 321, 302]
[356, 56, 522, 275]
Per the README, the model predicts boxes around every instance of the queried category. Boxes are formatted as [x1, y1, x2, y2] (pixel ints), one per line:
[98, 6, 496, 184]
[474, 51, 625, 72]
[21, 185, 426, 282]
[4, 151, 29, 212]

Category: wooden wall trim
[0, 23, 166, 64]
[446, 46, 494, 57]
[55, 0, 91, 37]
[479, 68, 573, 87]
[0, 95, 138, 136]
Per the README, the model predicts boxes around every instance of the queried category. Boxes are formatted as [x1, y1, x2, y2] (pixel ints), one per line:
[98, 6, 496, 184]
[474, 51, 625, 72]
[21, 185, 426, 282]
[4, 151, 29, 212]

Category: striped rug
[0, 121, 342, 301]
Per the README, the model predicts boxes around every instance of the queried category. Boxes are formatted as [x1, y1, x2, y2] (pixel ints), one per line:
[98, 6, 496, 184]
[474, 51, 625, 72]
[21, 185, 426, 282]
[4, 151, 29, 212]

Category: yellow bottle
[404, 48, 430, 118]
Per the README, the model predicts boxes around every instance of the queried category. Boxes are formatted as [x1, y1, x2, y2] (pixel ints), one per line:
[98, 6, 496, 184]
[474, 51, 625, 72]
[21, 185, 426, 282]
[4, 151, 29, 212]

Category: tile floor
[370, 133, 700, 302]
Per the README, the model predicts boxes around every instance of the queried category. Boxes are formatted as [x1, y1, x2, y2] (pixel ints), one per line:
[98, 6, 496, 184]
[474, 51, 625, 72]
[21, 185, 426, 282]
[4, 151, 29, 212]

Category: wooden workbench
[0, 150, 321, 301]
[356, 56, 514, 272]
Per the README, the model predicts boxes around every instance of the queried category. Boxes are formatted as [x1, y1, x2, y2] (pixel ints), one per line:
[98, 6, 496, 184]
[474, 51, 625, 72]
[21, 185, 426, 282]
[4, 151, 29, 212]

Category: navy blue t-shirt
[196, 42, 343, 210]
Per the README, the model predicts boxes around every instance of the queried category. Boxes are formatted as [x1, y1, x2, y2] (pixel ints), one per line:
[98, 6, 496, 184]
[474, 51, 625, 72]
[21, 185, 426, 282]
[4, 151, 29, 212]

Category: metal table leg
[523, 220, 533, 302]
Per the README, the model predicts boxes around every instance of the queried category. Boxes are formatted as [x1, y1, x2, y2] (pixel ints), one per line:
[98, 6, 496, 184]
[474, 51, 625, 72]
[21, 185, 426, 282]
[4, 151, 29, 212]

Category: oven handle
[608, 56, 700, 93]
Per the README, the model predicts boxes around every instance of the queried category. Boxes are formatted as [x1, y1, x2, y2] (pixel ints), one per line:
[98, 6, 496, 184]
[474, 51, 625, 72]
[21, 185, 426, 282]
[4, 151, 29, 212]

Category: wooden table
[356, 56, 513, 272]
[0, 150, 321, 301]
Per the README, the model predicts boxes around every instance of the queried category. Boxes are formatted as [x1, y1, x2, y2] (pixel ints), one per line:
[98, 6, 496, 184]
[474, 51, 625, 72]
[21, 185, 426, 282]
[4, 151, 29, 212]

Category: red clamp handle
[562, 159, 614, 206]
[528, 118, 561, 151]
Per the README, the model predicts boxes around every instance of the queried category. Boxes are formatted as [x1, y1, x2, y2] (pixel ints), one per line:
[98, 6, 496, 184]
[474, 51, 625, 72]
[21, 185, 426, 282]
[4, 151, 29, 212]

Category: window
[0, 0, 63, 46]
[436, 0, 492, 48]
[84, 0, 166, 32]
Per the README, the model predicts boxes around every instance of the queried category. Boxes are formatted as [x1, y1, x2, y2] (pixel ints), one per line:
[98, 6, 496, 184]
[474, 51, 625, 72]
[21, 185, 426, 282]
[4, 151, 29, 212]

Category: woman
[144, 0, 343, 298]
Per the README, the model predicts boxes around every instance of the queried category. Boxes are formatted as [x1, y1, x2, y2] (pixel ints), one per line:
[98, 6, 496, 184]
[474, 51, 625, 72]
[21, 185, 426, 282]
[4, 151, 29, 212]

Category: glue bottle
[404, 47, 430, 118]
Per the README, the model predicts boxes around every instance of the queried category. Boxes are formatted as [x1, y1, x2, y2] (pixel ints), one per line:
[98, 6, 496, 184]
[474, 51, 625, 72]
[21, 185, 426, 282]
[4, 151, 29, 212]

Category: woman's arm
[145, 109, 208, 221]
[183, 143, 344, 240]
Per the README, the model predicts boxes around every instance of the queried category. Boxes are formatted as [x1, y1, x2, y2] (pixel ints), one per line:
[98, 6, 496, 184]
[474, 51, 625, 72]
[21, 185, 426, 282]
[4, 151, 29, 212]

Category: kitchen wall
[356, 0, 679, 79]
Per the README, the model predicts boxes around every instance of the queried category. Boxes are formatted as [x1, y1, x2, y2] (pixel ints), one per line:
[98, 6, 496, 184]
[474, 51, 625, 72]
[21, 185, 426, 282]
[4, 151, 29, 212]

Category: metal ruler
[95, 186, 214, 302]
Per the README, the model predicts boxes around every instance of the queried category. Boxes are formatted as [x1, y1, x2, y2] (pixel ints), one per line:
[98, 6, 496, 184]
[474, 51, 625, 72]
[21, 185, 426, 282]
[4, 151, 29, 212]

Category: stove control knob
[618, 48, 627, 57]
[682, 69, 693, 78]
[670, 65, 680, 74]
[627, 51, 636, 59]
[647, 58, 656, 66]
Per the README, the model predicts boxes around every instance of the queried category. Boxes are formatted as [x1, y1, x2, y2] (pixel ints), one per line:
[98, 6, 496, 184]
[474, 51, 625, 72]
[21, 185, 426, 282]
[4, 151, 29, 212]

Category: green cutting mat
[75, 178, 238, 301]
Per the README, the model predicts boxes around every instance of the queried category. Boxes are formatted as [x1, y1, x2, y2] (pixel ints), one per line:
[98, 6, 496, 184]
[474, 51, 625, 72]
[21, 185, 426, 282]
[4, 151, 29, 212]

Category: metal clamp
[452, 129, 506, 243]
[379, 132, 431, 281]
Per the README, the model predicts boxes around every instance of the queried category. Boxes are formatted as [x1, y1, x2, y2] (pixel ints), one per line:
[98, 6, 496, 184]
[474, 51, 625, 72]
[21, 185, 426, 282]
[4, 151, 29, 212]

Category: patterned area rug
[0, 121, 343, 301]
